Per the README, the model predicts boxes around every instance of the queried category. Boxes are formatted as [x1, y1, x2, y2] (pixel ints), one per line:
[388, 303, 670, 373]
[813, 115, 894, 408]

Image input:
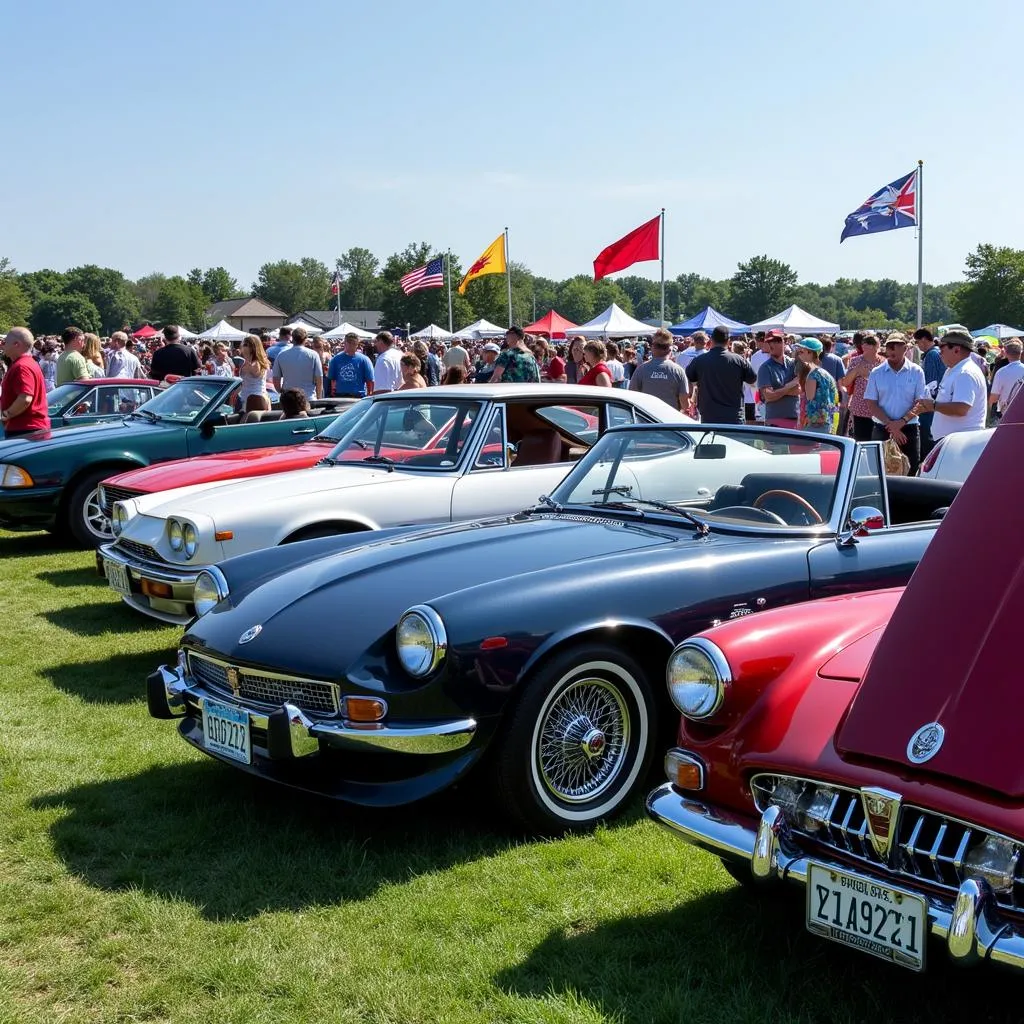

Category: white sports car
[99, 385, 689, 623]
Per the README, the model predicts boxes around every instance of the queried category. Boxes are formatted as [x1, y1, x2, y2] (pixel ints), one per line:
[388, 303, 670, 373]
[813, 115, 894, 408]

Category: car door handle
[291, 428, 315, 435]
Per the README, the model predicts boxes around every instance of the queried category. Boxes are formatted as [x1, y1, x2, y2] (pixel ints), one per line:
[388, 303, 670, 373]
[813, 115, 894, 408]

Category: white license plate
[202, 699, 251, 765]
[104, 559, 130, 597]
[807, 863, 927, 971]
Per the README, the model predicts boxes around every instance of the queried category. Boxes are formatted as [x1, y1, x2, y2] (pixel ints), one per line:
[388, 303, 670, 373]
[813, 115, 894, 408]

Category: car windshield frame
[132, 378, 238, 425]
[47, 382, 92, 413]
[546, 423, 855, 535]
[314, 396, 374, 443]
[322, 395, 486, 470]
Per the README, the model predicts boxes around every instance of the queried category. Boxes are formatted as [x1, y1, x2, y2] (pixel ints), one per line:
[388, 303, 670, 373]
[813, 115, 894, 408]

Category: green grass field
[2, 529, 1021, 1023]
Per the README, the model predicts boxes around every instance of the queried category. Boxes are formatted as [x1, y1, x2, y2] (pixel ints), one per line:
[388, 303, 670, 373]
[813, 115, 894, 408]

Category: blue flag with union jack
[840, 170, 918, 242]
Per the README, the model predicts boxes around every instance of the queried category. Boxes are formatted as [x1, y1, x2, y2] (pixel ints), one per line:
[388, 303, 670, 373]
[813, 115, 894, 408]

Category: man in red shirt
[1, 327, 51, 437]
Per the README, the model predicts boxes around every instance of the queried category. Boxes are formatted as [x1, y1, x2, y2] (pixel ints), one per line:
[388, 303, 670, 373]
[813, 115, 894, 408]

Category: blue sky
[3, 0, 1019, 290]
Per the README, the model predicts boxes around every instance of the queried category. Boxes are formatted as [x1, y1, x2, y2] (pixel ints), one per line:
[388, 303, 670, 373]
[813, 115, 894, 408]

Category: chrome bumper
[99, 544, 200, 624]
[646, 781, 1024, 971]
[148, 663, 477, 757]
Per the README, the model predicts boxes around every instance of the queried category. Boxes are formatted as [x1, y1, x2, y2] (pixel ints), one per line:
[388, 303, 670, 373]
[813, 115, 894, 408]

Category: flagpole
[504, 227, 512, 325]
[659, 207, 666, 326]
[916, 160, 924, 328]
[446, 249, 453, 333]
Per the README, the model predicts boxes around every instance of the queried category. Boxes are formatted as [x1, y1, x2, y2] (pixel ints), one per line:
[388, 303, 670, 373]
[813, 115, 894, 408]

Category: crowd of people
[2, 320, 1020, 469]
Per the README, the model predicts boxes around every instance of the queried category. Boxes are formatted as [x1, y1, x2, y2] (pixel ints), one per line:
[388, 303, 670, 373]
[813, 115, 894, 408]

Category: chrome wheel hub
[538, 678, 629, 804]
[85, 488, 113, 540]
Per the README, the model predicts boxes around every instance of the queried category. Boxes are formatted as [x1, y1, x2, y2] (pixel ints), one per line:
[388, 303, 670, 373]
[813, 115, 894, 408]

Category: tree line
[2, 243, 1020, 337]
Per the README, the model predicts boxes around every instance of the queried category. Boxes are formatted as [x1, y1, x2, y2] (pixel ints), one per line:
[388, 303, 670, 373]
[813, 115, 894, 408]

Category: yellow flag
[458, 233, 506, 294]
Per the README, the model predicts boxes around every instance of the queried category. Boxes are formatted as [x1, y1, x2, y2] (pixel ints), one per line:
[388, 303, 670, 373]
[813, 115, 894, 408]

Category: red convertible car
[646, 392, 1024, 973]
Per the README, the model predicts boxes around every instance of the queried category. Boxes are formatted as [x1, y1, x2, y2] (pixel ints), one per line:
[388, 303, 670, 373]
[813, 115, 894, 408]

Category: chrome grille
[188, 652, 339, 715]
[114, 537, 165, 564]
[100, 485, 143, 518]
[752, 773, 1024, 913]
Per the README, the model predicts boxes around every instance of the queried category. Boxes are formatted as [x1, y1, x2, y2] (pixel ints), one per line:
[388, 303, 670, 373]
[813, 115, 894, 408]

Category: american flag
[400, 256, 444, 295]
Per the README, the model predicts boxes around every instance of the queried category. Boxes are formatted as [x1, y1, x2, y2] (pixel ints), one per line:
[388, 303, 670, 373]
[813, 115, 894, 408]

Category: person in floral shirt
[490, 326, 540, 383]
[840, 333, 883, 440]
[794, 338, 839, 433]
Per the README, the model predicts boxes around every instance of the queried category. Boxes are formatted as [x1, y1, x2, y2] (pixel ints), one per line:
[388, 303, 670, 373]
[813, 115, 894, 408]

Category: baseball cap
[483, 342, 500, 352]
[794, 338, 823, 353]
[765, 328, 785, 340]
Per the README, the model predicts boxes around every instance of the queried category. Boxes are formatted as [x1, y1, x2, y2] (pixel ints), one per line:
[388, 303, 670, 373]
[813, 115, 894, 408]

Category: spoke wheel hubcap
[537, 677, 629, 804]
[84, 488, 112, 540]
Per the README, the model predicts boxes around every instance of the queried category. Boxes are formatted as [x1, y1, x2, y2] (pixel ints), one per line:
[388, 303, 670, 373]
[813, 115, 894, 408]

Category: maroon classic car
[646, 393, 1024, 973]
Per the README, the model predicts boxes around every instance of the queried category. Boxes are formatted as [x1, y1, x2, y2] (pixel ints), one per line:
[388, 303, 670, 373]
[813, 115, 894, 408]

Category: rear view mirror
[694, 444, 727, 460]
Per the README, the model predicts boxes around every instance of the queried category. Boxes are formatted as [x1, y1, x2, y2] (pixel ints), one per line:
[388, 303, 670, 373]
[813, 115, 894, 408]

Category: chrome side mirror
[838, 505, 885, 546]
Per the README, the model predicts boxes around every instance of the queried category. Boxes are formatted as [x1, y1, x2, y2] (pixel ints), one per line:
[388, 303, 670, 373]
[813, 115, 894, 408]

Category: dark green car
[46, 378, 163, 428]
[0, 377, 352, 547]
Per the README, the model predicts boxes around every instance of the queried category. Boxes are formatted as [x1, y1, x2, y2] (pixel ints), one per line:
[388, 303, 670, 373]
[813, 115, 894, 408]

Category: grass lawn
[1, 528, 1021, 1023]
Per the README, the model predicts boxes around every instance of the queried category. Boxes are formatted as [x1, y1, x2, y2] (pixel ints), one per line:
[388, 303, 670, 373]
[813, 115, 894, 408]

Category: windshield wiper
[536, 493, 563, 512]
[591, 488, 710, 536]
[362, 455, 395, 471]
[128, 409, 158, 423]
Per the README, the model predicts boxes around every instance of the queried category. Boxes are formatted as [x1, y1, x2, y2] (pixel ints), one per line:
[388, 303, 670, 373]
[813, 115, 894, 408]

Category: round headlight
[168, 519, 184, 551]
[183, 523, 197, 559]
[112, 503, 128, 537]
[667, 639, 731, 720]
[193, 568, 228, 617]
[396, 606, 447, 678]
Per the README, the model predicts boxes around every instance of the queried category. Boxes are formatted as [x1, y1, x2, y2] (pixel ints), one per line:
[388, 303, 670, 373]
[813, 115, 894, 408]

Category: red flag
[593, 214, 661, 280]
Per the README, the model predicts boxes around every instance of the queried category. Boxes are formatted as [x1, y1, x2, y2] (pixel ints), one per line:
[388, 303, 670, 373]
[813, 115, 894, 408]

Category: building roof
[206, 297, 287, 320]
[296, 309, 383, 331]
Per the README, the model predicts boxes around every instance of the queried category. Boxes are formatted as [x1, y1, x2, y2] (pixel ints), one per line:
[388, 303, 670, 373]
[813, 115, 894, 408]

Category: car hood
[105, 441, 330, 493]
[184, 514, 684, 673]
[0, 416, 166, 460]
[836, 413, 1024, 796]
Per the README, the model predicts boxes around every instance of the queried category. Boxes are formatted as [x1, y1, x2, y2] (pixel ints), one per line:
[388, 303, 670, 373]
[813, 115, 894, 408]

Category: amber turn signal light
[141, 580, 173, 599]
[214, 531, 234, 541]
[344, 696, 387, 722]
[664, 749, 705, 791]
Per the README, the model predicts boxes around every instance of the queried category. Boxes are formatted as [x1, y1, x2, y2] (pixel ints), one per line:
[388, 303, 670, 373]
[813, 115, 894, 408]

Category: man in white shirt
[373, 331, 404, 393]
[105, 332, 144, 379]
[990, 340, 1024, 419]
[676, 331, 707, 370]
[442, 342, 470, 373]
[917, 331, 988, 440]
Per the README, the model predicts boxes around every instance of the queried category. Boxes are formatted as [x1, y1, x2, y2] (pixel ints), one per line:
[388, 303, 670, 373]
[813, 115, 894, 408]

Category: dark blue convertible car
[147, 423, 960, 833]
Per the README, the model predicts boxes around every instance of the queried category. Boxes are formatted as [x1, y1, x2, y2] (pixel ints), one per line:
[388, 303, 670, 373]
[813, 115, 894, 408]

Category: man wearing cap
[915, 331, 988, 440]
[862, 332, 929, 475]
[628, 328, 689, 411]
[989, 339, 1024, 421]
[756, 329, 799, 427]
[474, 343, 501, 383]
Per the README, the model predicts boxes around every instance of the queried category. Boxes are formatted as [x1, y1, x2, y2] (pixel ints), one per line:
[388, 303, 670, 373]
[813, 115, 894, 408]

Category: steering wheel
[711, 505, 788, 526]
[753, 489, 824, 525]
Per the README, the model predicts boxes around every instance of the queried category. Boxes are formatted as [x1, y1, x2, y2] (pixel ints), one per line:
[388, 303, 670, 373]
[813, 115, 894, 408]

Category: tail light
[920, 437, 946, 475]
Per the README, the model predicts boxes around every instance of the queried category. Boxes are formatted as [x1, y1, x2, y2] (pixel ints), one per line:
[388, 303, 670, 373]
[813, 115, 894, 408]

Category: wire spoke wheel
[537, 677, 628, 803]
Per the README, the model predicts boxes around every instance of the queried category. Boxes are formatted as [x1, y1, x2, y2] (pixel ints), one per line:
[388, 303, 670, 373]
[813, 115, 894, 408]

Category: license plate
[104, 559, 130, 597]
[202, 699, 251, 765]
[807, 862, 927, 971]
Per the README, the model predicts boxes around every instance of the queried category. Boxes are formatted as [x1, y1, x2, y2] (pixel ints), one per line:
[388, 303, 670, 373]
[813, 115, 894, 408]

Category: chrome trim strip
[646, 783, 1024, 971]
[157, 663, 476, 754]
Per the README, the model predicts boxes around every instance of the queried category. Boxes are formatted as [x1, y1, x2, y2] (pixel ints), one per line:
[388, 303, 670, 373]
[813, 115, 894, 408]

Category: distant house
[206, 297, 288, 333]
[292, 310, 383, 332]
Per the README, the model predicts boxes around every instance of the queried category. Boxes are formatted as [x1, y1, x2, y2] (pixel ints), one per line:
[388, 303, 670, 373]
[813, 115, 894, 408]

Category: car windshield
[47, 383, 90, 413]
[134, 379, 234, 424]
[316, 397, 373, 442]
[550, 426, 846, 529]
[324, 397, 482, 468]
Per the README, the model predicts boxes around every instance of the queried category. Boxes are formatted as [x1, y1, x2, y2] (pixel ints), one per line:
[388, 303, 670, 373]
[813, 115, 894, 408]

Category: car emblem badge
[860, 787, 902, 863]
[907, 722, 944, 764]
[226, 666, 241, 698]
[238, 624, 262, 645]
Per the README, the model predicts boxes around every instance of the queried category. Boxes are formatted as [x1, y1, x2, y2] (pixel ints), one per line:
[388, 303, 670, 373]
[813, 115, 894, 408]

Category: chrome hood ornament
[238, 624, 262, 645]
[860, 787, 902, 863]
[907, 722, 944, 764]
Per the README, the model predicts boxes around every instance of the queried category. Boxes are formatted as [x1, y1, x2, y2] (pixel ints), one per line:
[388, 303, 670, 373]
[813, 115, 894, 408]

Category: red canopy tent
[523, 310, 578, 339]
[132, 324, 159, 339]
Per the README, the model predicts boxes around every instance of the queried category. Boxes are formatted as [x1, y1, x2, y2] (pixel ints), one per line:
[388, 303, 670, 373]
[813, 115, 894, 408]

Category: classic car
[0, 376, 355, 547]
[646, 392, 1024, 971]
[919, 427, 991, 482]
[146, 422, 960, 833]
[99, 385, 680, 624]
[46, 378, 161, 427]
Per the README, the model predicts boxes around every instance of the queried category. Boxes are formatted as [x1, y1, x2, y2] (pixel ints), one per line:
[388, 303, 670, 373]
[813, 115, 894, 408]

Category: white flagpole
[505, 227, 512, 326]
[659, 207, 666, 326]
[916, 160, 924, 328]
[446, 250, 453, 333]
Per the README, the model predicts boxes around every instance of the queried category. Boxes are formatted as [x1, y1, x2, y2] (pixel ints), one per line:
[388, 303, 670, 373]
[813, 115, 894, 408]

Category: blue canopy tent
[669, 305, 750, 336]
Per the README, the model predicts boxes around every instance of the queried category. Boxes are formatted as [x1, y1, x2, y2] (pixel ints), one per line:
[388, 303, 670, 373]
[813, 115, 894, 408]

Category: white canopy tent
[321, 321, 376, 341]
[749, 304, 840, 335]
[198, 319, 248, 342]
[283, 318, 325, 335]
[175, 324, 198, 340]
[971, 323, 1024, 340]
[410, 323, 453, 341]
[452, 318, 506, 340]
[570, 303, 656, 338]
